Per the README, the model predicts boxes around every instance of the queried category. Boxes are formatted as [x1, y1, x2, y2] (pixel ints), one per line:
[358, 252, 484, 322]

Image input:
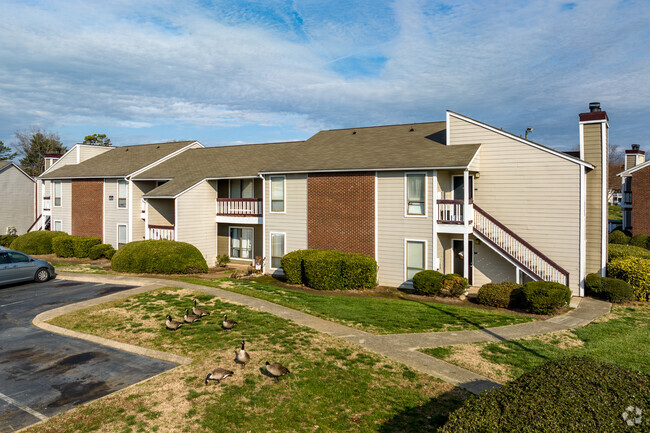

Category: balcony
[216, 198, 263, 224]
[148, 225, 174, 240]
[437, 200, 474, 224]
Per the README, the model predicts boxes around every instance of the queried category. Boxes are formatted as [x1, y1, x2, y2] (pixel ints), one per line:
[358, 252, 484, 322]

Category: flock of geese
[164, 298, 290, 385]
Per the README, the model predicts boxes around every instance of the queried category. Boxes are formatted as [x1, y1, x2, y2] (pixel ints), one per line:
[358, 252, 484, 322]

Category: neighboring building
[35, 104, 610, 297]
[0, 161, 36, 234]
[618, 144, 648, 235]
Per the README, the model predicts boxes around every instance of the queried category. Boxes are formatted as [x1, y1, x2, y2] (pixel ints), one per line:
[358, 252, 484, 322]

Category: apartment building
[619, 144, 648, 235]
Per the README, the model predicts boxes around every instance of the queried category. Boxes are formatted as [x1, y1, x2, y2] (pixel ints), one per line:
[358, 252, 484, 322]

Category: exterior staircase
[27, 215, 50, 233]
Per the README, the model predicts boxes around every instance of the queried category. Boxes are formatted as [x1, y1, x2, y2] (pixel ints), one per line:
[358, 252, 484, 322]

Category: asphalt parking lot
[0, 279, 176, 433]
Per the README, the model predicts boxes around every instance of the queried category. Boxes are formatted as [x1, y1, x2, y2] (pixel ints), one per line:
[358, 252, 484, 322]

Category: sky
[1, 0, 649, 153]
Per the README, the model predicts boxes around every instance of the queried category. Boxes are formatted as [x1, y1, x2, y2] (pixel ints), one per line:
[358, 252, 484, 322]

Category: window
[230, 179, 254, 199]
[230, 227, 253, 259]
[0, 253, 9, 264]
[118, 224, 127, 248]
[8, 252, 29, 263]
[270, 233, 285, 268]
[54, 220, 62, 232]
[270, 176, 285, 212]
[406, 173, 425, 215]
[53, 181, 62, 207]
[118, 180, 128, 208]
[406, 240, 426, 280]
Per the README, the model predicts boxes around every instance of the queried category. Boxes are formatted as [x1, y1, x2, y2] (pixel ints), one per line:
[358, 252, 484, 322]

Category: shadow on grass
[378, 387, 470, 433]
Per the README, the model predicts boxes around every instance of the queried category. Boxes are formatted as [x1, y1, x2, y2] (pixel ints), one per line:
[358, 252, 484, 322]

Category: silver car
[0, 250, 57, 285]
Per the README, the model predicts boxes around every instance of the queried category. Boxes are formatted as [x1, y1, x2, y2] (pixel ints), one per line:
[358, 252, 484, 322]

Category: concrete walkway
[47, 273, 611, 395]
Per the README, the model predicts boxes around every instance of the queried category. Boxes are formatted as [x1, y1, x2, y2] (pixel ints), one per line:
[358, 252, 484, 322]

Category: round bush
[302, 250, 344, 291]
[440, 274, 468, 297]
[9, 231, 68, 255]
[608, 244, 650, 261]
[72, 236, 101, 258]
[440, 357, 650, 433]
[477, 282, 522, 308]
[52, 236, 74, 258]
[601, 277, 634, 303]
[585, 273, 604, 295]
[608, 230, 630, 245]
[111, 240, 208, 274]
[609, 257, 650, 301]
[280, 249, 321, 284]
[519, 281, 571, 314]
[629, 233, 649, 249]
[0, 234, 18, 247]
[412, 270, 444, 295]
[340, 253, 377, 290]
[89, 243, 116, 260]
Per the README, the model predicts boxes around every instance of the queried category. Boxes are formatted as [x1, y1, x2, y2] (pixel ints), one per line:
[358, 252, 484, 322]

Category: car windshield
[8, 252, 30, 263]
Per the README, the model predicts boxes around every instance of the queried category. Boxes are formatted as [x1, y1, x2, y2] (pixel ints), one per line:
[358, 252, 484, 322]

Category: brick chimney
[624, 144, 645, 170]
[579, 102, 608, 279]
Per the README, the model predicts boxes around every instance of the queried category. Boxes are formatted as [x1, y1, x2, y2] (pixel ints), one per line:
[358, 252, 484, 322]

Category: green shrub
[111, 240, 208, 274]
[629, 233, 649, 249]
[72, 236, 101, 258]
[216, 254, 230, 267]
[303, 250, 344, 291]
[585, 272, 604, 295]
[52, 236, 74, 258]
[88, 243, 116, 260]
[608, 229, 630, 245]
[518, 281, 571, 314]
[412, 270, 445, 295]
[608, 244, 650, 260]
[477, 282, 522, 308]
[440, 274, 468, 297]
[9, 231, 68, 255]
[609, 257, 650, 301]
[440, 356, 650, 433]
[0, 234, 18, 247]
[280, 249, 319, 284]
[601, 277, 634, 303]
[340, 254, 377, 290]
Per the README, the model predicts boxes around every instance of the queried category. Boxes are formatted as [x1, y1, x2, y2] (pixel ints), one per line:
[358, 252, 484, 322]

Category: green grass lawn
[422, 304, 650, 383]
[34, 287, 468, 433]
[609, 204, 622, 220]
[178, 277, 534, 335]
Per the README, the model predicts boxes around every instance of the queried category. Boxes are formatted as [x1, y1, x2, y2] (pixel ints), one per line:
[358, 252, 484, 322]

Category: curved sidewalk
[52, 273, 611, 395]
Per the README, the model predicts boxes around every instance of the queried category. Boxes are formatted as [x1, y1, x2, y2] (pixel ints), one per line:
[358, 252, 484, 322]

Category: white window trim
[53, 181, 62, 207]
[404, 172, 428, 218]
[228, 226, 255, 262]
[117, 180, 128, 209]
[117, 223, 128, 248]
[404, 239, 428, 282]
[269, 232, 286, 270]
[269, 175, 286, 214]
[53, 219, 63, 232]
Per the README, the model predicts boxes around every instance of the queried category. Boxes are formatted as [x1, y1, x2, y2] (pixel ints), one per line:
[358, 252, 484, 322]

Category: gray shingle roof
[40, 141, 197, 179]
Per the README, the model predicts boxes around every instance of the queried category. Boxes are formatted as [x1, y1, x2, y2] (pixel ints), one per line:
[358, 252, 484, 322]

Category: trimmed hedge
[303, 250, 345, 291]
[609, 257, 650, 301]
[72, 236, 101, 258]
[88, 243, 116, 260]
[629, 233, 649, 249]
[477, 282, 522, 308]
[340, 253, 377, 290]
[608, 229, 630, 245]
[0, 234, 18, 247]
[608, 244, 650, 261]
[111, 240, 208, 274]
[52, 236, 74, 258]
[412, 270, 445, 295]
[586, 273, 634, 303]
[439, 356, 650, 433]
[9, 231, 68, 255]
[518, 281, 571, 314]
[280, 249, 320, 284]
[585, 272, 604, 294]
[440, 274, 468, 297]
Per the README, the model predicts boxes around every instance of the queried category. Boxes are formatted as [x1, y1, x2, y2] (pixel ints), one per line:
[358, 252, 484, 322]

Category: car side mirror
[28, 258, 34, 262]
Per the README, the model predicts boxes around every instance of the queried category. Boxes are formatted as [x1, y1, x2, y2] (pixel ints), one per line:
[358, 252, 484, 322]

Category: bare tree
[14, 128, 67, 176]
[608, 144, 625, 200]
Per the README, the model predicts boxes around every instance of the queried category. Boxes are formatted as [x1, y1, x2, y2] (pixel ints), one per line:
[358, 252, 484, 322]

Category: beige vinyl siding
[584, 122, 606, 275]
[103, 179, 129, 248]
[377, 171, 435, 287]
[50, 180, 72, 234]
[473, 238, 517, 285]
[132, 181, 157, 242]
[148, 199, 175, 226]
[264, 173, 307, 273]
[217, 223, 263, 264]
[78, 145, 112, 163]
[449, 115, 581, 294]
[176, 180, 217, 266]
[0, 166, 35, 234]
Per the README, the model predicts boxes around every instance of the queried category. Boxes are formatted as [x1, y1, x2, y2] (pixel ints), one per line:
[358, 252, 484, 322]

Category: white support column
[144, 198, 150, 240]
[463, 169, 470, 280]
[432, 170, 439, 270]
[515, 269, 521, 284]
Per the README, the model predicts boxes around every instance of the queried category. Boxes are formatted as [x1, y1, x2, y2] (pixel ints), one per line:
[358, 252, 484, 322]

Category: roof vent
[589, 102, 601, 112]
[632, 144, 640, 151]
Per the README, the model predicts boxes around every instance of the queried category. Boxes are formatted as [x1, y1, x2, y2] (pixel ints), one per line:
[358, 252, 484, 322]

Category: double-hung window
[406, 173, 425, 215]
[118, 180, 128, 208]
[270, 176, 285, 212]
[54, 220, 62, 232]
[230, 227, 253, 259]
[118, 225, 127, 248]
[53, 181, 62, 207]
[406, 240, 425, 280]
[270, 233, 285, 269]
[230, 179, 254, 198]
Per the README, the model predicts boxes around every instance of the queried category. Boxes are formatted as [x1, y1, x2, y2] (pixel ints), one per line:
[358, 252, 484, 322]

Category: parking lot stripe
[0, 392, 48, 421]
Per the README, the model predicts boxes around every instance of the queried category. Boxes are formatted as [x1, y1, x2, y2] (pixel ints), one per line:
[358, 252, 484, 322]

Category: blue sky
[1, 0, 648, 153]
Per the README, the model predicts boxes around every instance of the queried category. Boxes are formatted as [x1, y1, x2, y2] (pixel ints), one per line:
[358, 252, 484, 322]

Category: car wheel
[35, 268, 50, 283]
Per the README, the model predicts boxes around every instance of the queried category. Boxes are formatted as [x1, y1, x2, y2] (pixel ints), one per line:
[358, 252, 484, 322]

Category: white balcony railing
[149, 225, 174, 240]
[217, 198, 262, 217]
[437, 200, 473, 224]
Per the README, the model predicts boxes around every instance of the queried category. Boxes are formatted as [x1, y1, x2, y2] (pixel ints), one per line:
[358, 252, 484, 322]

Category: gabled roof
[618, 158, 650, 177]
[0, 160, 35, 182]
[40, 141, 198, 179]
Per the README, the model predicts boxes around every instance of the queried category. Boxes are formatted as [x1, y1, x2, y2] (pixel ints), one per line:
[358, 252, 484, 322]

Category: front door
[452, 239, 473, 285]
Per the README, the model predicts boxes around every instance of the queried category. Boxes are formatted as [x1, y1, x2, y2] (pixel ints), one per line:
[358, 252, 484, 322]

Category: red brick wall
[307, 172, 375, 257]
[71, 179, 103, 240]
[632, 167, 650, 235]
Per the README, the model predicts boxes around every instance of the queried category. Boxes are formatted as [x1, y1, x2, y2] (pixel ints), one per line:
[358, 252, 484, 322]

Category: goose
[192, 299, 210, 317]
[165, 315, 183, 331]
[222, 314, 237, 330]
[184, 308, 200, 323]
[234, 340, 250, 368]
[265, 361, 290, 382]
[204, 368, 234, 385]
